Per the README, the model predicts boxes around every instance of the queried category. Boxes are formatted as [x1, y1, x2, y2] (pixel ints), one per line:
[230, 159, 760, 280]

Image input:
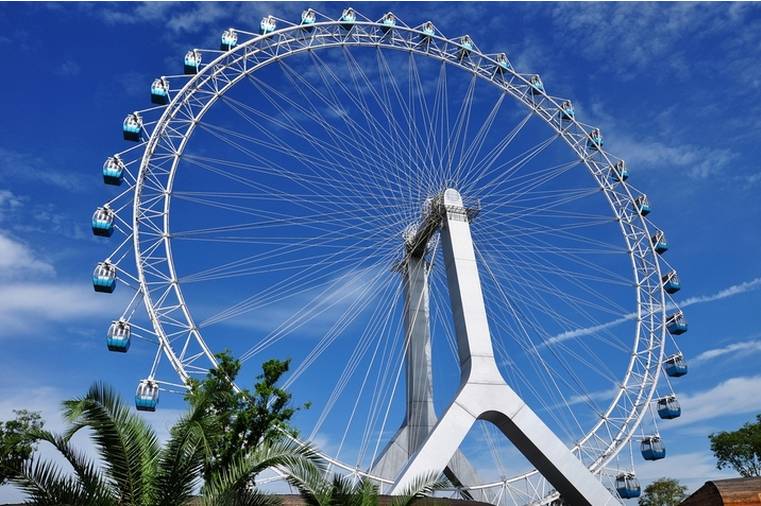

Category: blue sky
[1, 1, 761, 502]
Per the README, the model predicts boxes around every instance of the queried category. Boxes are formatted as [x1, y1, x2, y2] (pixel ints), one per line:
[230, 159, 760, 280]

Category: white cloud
[634, 450, 733, 495]
[692, 339, 761, 365]
[0, 148, 86, 192]
[544, 276, 761, 346]
[0, 232, 54, 277]
[663, 375, 761, 429]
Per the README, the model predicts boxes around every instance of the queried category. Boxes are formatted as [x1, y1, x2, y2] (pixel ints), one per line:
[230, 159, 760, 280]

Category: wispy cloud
[0, 148, 87, 192]
[0, 232, 55, 278]
[544, 276, 761, 346]
[692, 338, 761, 366]
[663, 375, 761, 429]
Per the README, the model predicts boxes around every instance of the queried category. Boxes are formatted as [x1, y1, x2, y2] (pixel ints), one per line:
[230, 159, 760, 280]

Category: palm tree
[10, 382, 321, 506]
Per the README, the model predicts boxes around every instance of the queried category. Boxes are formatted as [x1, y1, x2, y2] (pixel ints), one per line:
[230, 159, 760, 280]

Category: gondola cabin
[611, 160, 629, 182]
[107, 319, 131, 352]
[530, 75, 544, 95]
[220, 28, 238, 50]
[495, 53, 511, 73]
[150, 78, 169, 105]
[301, 9, 316, 29]
[662, 270, 681, 294]
[587, 128, 604, 151]
[666, 311, 688, 335]
[664, 353, 688, 377]
[652, 231, 669, 254]
[635, 194, 651, 216]
[122, 113, 143, 142]
[459, 35, 474, 58]
[92, 261, 117, 293]
[421, 21, 435, 39]
[616, 473, 641, 499]
[381, 12, 396, 32]
[641, 436, 666, 461]
[103, 155, 126, 186]
[657, 395, 681, 419]
[560, 100, 575, 120]
[91, 206, 115, 237]
[260, 15, 276, 35]
[340, 8, 356, 30]
[135, 379, 159, 412]
[184, 50, 201, 75]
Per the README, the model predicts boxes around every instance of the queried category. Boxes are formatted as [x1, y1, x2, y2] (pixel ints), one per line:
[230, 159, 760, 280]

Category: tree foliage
[638, 478, 686, 506]
[185, 351, 310, 481]
[709, 414, 761, 477]
[0, 409, 43, 485]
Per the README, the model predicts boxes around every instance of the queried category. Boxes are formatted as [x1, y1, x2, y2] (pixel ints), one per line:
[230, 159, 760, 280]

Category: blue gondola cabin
[641, 436, 666, 461]
[260, 15, 276, 35]
[664, 353, 688, 377]
[92, 261, 117, 293]
[530, 75, 544, 95]
[220, 28, 238, 50]
[459, 35, 474, 58]
[184, 50, 201, 75]
[91, 206, 115, 237]
[122, 113, 143, 142]
[103, 155, 126, 186]
[587, 128, 603, 151]
[611, 160, 629, 182]
[652, 231, 669, 254]
[635, 195, 651, 216]
[150, 78, 169, 105]
[657, 395, 681, 419]
[340, 8, 356, 30]
[107, 319, 131, 352]
[421, 21, 435, 39]
[560, 100, 575, 121]
[616, 473, 641, 499]
[662, 271, 681, 294]
[301, 9, 316, 29]
[135, 379, 159, 412]
[495, 53, 511, 73]
[666, 311, 688, 335]
[381, 12, 396, 32]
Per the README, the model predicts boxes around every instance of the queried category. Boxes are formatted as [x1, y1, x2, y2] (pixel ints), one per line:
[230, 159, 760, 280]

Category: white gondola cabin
[380, 12, 396, 32]
[421, 21, 435, 39]
[135, 379, 159, 411]
[150, 77, 169, 105]
[122, 113, 143, 142]
[91, 205, 115, 237]
[92, 261, 117, 293]
[107, 319, 131, 352]
[459, 35, 474, 58]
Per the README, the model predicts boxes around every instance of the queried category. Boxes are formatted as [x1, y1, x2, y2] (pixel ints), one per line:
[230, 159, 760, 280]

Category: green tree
[0, 410, 44, 485]
[638, 478, 686, 506]
[186, 351, 310, 481]
[9, 382, 320, 506]
[709, 414, 761, 477]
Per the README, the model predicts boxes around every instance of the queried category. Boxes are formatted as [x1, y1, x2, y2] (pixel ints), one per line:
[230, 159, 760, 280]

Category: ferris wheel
[92, 8, 691, 505]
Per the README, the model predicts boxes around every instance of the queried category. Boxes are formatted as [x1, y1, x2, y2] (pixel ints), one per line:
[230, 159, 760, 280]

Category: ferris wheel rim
[125, 13, 671, 497]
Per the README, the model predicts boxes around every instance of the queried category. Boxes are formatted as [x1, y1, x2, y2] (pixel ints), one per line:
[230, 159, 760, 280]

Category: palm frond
[10, 456, 113, 506]
[203, 439, 323, 504]
[391, 472, 448, 506]
[63, 382, 159, 505]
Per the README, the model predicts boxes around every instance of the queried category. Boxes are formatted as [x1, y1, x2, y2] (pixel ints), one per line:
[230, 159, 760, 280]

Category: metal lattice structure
[93, 8, 689, 505]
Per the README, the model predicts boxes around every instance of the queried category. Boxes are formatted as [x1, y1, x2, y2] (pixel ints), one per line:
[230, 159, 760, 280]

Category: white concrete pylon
[371, 255, 481, 494]
[389, 189, 620, 506]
